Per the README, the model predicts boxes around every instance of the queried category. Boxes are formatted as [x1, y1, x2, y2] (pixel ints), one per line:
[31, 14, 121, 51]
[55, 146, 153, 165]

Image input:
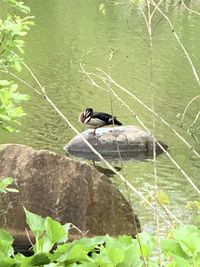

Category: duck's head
[84, 107, 93, 118]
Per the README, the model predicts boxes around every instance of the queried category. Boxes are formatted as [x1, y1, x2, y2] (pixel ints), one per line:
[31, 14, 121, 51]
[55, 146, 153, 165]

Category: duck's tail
[109, 117, 122, 126]
[114, 118, 122, 126]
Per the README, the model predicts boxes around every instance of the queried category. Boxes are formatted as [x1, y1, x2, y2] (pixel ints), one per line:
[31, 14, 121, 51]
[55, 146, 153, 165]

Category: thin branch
[187, 110, 200, 132]
[152, 0, 182, 32]
[81, 65, 200, 196]
[157, 200, 174, 226]
[70, 223, 89, 237]
[80, 64, 186, 225]
[25, 227, 34, 248]
[1, 69, 42, 96]
[150, 0, 200, 88]
[181, 0, 200, 16]
[107, 78, 147, 266]
[96, 68, 200, 159]
[181, 95, 200, 127]
[150, 0, 163, 19]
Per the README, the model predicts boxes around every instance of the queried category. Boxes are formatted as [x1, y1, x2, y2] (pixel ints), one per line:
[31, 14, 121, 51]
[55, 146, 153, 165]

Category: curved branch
[181, 95, 200, 127]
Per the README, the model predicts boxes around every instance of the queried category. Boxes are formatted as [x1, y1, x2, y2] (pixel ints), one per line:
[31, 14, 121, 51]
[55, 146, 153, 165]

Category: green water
[1, 0, 200, 231]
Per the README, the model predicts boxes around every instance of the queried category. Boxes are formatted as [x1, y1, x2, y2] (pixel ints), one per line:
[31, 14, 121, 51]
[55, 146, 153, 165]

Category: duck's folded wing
[92, 112, 112, 123]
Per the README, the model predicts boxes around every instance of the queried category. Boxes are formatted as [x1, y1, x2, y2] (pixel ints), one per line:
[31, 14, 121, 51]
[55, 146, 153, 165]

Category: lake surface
[1, 0, 200, 232]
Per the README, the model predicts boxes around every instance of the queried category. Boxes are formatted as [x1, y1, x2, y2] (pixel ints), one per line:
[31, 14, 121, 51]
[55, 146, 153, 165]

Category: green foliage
[160, 225, 200, 266]
[1, 209, 200, 266]
[0, 0, 33, 132]
[0, 80, 30, 132]
[24, 208, 70, 254]
[0, 228, 14, 258]
[0, 176, 18, 193]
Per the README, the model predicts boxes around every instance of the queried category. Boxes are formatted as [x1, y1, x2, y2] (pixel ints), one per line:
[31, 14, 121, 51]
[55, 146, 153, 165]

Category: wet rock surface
[0, 144, 141, 251]
[64, 125, 168, 161]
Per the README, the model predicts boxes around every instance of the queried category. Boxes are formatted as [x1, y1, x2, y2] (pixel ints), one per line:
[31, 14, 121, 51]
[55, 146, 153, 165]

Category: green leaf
[138, 232, 155, 259]
[0, 177, 14, 189]
[12, 93, 30, 102]
[0, 257, 17, 267]
[106, 247, 124, 265]
[0, 229, 14, 257]
[171, 255, 190, 267]
[173, 225, 200, 255]
[45, 217, 68, 245]
[24, 208, 45, 237]
[2, 125, 16, 133]
[13, 61, 22, 72]
[0, 80, 11, 86]
[37, 235, 52, 253]
[156, 190, 170, 205]
[161, 239, 187, 258]
[65, 244, 89, 261]
[118, 242, 141, 266]
[0, 229, 13, 243]
[5, 188, 19, 193]
[72, 236, 106, 250]
[20, 253, 51, 267]
[74, 263, 97, 267]
[91, 250, 112, 267]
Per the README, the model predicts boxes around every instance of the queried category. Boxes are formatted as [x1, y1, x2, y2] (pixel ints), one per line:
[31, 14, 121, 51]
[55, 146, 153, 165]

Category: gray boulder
[64, 125, 168, 161]
[0, 144, 140, 251]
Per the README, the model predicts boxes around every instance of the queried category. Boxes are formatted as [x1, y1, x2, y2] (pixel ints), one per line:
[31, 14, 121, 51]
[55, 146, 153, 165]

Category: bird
[79, 107, 122, 135]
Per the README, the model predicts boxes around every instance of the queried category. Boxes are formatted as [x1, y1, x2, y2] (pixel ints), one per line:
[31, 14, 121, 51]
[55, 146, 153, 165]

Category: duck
[79, 107, 122, 135]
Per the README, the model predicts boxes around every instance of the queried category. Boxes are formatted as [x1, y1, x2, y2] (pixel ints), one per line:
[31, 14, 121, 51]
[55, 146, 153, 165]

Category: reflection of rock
[64, 125, 168, 161]
[93, 164, 122, 178]
[0, 144, 141, 252]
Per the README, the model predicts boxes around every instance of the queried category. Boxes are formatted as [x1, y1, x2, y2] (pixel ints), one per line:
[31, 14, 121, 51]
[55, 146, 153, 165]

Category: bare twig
[107, 51, 147, 267]
[181, 0, 200, 16]
[181, 95, 200, 127]
[70, 223, 89, 237]
[80, 64, 188, 226]
[150, 0, 200, 88]
[96, 68, 200, 159]
[1, 69, 42, 96]
[25, 227, 34, 248]
[143, 0, 162, 263]
[187, 110, 200, 132]
[81, 64, 200, 196]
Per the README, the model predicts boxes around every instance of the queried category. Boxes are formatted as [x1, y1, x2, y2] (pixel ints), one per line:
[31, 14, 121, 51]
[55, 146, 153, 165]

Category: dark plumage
[79, 107, 122, 134]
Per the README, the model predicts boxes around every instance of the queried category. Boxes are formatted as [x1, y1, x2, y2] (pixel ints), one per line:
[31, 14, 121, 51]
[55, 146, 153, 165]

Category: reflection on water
[1, 0, 200, 231]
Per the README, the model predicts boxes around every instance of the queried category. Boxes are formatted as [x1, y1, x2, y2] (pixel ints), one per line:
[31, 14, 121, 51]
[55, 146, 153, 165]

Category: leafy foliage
[0, 176, 18, 193]
[0, 0, 33, 132]
[1, 209, 200, 266]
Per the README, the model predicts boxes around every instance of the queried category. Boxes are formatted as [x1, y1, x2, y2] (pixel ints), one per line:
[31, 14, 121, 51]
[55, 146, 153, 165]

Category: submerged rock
[0, 144, 140, 252]
[64, 125, 168, 161]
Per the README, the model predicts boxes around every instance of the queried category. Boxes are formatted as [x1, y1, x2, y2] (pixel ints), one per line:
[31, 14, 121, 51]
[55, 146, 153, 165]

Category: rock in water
[64, 125, 168, 161]
[0, 144, 141, 252]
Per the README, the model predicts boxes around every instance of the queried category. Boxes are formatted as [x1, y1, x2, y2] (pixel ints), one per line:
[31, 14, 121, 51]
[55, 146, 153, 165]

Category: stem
[181, 95, 200, 127]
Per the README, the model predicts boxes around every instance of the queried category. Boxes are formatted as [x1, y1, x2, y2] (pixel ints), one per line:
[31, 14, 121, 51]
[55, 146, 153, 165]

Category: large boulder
[64, 125, 168, 161]
[0, 144, 140, 251]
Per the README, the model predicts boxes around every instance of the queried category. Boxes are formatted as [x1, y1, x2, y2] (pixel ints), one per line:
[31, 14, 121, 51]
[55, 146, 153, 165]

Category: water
[1, 0, 200, 231]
